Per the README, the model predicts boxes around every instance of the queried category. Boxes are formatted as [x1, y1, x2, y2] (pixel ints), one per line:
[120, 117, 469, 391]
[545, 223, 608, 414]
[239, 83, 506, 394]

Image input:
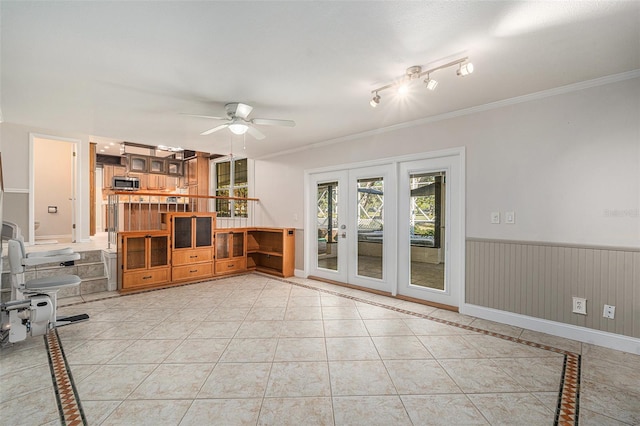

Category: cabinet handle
[228, 264, 234, 268]
[190, 255, 198, 258]
[142, 275, 152, 279]
[190, 269, 197, 273]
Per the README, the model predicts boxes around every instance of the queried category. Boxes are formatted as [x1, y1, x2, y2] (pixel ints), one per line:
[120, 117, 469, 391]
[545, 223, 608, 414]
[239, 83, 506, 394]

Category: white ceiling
[2, 1, 639, 159]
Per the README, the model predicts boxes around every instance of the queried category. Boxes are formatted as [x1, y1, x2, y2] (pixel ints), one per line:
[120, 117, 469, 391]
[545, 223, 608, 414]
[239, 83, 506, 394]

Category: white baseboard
[462, 303, 640, 355]
[294, 269, 305, 278]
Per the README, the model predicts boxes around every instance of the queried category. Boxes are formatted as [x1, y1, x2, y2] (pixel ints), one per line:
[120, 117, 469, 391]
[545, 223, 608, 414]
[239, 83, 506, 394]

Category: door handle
[341, 232, 346, 239]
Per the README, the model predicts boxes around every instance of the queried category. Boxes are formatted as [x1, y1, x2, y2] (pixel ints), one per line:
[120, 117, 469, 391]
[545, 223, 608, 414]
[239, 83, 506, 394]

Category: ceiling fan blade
[246, 125, 266, 140]
[251, 118, 296, 127]
[233, 103, 253, 119]
[181, 113, 227, 120]
[200, 123, 229, 136]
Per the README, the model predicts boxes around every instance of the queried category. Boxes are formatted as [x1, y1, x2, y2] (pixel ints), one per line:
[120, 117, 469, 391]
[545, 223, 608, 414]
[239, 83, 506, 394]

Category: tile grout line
[56, 273, 581, 424]
[45, 328, 87, 426]
[283, 277, 581, 424]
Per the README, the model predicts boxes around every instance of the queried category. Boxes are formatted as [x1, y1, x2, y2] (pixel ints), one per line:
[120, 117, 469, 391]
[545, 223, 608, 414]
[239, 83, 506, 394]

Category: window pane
[216, 162, 231, 187]
[234, 158, 247, 184]
[317, 181, 338, 271]
[409, 171, 445, 290]
[357, 177, 383, 279]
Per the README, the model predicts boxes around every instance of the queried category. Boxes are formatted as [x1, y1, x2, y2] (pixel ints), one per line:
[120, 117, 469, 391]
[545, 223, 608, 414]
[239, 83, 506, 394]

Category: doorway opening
[30, 134, 79, 244]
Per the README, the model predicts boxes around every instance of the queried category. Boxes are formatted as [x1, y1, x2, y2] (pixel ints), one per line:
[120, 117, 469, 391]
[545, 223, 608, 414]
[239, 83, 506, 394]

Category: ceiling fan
[183, 103, 295, 140]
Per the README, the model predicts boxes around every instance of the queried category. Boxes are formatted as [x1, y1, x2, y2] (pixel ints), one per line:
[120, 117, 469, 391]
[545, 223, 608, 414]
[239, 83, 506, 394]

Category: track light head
[424, 76, 438, 91]
[370, 93, 381, 108]
[457, 62, 474, 77]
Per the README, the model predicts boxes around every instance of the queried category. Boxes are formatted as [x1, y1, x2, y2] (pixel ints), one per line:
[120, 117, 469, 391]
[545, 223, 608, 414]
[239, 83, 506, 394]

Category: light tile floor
[1, 274, 639, 425]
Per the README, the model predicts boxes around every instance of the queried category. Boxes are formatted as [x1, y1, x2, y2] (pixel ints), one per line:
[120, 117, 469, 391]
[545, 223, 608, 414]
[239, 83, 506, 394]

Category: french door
[306, 149, 464, 309]
[397, 155, 463, 307]
[308, 164, 396, 293]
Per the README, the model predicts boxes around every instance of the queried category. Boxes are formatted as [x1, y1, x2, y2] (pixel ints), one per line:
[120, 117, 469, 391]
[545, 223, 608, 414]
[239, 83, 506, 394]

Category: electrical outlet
[603, 304, 615, 319]
[491, 212, 500, 224]
[572, 297, 587, 315]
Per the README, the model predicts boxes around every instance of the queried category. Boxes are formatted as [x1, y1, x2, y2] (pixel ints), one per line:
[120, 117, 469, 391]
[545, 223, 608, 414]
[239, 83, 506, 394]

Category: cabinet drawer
[215, 258, 246, 275]
[172, 263, 213, 281]
[172, 248, 213, 265]
[122, 268, 170, 289]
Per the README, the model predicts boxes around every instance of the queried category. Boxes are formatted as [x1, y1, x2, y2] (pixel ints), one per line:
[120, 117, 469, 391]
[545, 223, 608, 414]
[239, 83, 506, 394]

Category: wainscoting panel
[466, 239, 640, 338]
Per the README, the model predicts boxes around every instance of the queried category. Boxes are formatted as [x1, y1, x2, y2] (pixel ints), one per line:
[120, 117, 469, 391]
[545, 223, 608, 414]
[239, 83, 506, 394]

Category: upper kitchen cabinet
[167, 159, 183, 177]
[127, 154, 148, 173]
[149, 158, 167, 174]
[103, 164, 127, 189]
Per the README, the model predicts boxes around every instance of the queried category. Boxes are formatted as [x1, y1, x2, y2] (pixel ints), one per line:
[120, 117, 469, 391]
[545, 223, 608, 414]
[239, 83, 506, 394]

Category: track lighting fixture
[369, 57, 473, 107]
[424, 75, 438, 91]
[370, 93, 381, 107]
[457, 62, 474, 77]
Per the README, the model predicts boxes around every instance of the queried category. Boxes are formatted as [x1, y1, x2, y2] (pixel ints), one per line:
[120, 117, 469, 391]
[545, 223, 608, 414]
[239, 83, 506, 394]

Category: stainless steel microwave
[112, 176, 140, 191]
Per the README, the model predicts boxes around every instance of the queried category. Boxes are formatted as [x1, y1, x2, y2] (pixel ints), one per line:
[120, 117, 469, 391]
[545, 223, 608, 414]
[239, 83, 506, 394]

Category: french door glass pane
[357, 177, 383, 279]
[317, 181, 339, 271]
[409, 171, 445, 290]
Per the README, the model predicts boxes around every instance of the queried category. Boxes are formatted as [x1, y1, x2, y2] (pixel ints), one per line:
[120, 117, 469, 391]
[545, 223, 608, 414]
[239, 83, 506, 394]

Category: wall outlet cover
[572, 297, 587, 315]
[603, 304, 616, 319]
[491, 212, 500, 224]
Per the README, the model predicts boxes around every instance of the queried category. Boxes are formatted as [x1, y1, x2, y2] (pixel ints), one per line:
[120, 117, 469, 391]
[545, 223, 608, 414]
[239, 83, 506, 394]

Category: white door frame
[304, 147, 465, 307]
[29, 133, 81, 244]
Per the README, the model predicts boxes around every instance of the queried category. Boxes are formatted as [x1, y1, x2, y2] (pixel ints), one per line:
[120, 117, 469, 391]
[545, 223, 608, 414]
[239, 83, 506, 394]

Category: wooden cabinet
[118, 231, 170, 292]
[215, 230, 247, 275]
[168, 212, 216, 282]
[147, 174, 166, 190]
[127, 154, 149, 173]
[128, 172, 148, 191]
[149, 157, 166, 174]
[103, 164, 126, 189]
[247, 228, 295, 277]
[167, 160, 183, 177]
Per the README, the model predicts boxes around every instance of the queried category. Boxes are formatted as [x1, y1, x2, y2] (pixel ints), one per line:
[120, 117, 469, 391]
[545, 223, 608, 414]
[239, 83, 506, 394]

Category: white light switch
[491, 212, 500, 224]
[505, 211, 515, 224]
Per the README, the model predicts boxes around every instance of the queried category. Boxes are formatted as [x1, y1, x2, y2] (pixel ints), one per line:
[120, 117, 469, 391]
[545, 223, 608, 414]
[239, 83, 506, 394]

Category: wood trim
[89, 143, 96, 236]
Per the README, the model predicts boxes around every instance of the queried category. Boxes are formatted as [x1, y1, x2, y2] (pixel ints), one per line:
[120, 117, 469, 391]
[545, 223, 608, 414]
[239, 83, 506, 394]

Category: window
[215, 158, 248, 218]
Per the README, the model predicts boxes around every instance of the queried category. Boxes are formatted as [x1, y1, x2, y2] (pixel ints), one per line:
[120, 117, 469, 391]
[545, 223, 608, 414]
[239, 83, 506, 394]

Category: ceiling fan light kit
[184, 102, 295, 140]
[370, 56, 473, 107]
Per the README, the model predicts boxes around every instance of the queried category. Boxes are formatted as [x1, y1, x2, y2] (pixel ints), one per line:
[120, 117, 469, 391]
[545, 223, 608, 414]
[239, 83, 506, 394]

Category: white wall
[34, 138, 73, 238]
[255, 76, 640, 249]
[0, 123, 90, 242]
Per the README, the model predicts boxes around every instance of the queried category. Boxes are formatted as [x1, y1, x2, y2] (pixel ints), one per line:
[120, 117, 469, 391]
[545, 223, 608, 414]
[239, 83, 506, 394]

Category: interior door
[397, 155, 463, 308]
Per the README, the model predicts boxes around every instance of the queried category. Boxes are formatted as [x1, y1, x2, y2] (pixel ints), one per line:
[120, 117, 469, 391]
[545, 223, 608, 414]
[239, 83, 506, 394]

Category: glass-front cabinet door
[125, 235, 147, 270]
[216, 232, 231, 260]
[173, 216, 193, 249]
[149, 235, 169, 268]
[232, 232, 245, 257]
[195, 216, 213, 247]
